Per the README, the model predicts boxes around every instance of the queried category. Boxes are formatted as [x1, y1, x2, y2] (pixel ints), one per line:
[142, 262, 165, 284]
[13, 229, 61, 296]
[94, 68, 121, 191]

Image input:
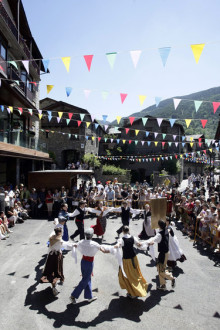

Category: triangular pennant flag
[98, 137, 101, 142]
[162, 133, 166, 139]
[185, 119, 192, 128]
[66, 119, 70, 125]
[169, 119, 176, 127]
[86, 122, 91, 128]
[91, 115, 95, 122]
[155, 97, 162, 107]
[80, 114, 85, 121]
[104, 124, 108, 131]
[47, 85, 54, 94]
[120, 93, 127, 104]
[38, 109, 42, 115]
[84, 89, 91, 99]
[17, 107, 23, 115]
[130, 50, 142, 68]
[22, 60, 29, 74]
[28, 109, 33, 116]
[62, 56, 71, 72]
[84, 55, 93, 71]
[175, 142, 178, 147]
[201, 119, 207, 128]
[158, 47, 171, 67]
[66, 87, 72, 97]
[190, 142, 194, 148]
[58, 112, 63, 119]
[162, 142, 165, 147]
[116, 116, 122, 124]
[91, 137, 95, 141]
[194, 100, 202, 112]
[146, 131, 149, 137]
[157, 118, 163, 127]
[102, 91, 109, 100]
[68, 113, 73, 120]
[154, 132, 158, 138]
[0, 105, 4, 112]
[111, 138, 114, 143]
[135, 130, 139, 136]
[122, 140, 126, 144]
[175, 155, 178, 159]
[155, 142, 158, 147]
[39, 114, 43, 120]
[142, 117, 148, 126]
[213, 102, 220, 114]
[125, 128, 129, 134]
[102, 115, 108, 123]
[117, 139, 120, 144]
[129, 117, 135, 125]
[147, 142, 151, 146]
[129, 140, 132, 144]
[141, 141, 144, 146]
[57, 117, 60, 123]
[168, 142, 172, 147]
[75, 134, 78, 138]
[47, 111, 52, 121]
[139, 95, 146, 106]
[104, 138, 108, 142]
[173, 98, 181, 110]
[173, 135, 176, 140]
[182, 142, 185, 147]
[106, 52, 117, 69]
[191, 44, 205, 63]
[8, 106, 13, 113]
[42, 59, 49, 72]
[95, 123, 99, 129]
[8, 61, 18, 69]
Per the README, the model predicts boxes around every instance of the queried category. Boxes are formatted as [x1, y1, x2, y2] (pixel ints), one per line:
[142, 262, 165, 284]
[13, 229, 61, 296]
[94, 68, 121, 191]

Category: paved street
[0, 216, 219, 330]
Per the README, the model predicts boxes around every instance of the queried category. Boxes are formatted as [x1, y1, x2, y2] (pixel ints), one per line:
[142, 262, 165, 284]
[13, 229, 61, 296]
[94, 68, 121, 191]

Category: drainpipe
[17, 0, 20, 43]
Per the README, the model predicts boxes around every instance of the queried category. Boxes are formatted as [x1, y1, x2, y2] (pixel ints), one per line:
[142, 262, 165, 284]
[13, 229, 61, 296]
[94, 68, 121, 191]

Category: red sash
[82, 255, 94, 262]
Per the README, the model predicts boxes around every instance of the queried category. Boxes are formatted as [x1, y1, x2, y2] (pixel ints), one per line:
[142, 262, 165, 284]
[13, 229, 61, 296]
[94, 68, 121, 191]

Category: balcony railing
[0, 2, 39, 72]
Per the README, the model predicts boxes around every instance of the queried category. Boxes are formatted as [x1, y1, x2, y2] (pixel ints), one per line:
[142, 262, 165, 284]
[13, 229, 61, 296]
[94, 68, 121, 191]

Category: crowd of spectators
[65, 162, 89, 170]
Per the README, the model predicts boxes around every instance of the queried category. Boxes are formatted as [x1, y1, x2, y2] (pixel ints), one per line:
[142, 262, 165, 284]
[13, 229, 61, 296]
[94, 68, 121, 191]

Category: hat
[97, 181, 101, 184]
[85, 228, 94, 239]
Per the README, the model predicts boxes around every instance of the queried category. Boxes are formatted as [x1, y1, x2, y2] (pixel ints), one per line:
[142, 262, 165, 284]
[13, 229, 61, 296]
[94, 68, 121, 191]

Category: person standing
[147, 219, 176, 290]
[69, 228, 109, 304]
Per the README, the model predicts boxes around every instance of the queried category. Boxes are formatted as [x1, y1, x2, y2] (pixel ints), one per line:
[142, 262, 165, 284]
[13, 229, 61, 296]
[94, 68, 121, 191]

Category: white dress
[168, 225, 186, 263]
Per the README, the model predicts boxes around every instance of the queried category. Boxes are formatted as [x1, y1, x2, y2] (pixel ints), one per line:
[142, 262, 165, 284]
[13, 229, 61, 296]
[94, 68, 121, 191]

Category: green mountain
[112, 87, 220, 139]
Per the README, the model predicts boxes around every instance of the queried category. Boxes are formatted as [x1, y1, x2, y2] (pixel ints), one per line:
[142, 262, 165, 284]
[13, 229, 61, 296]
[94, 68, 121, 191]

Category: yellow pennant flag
[9, 106, 13, 113]
[180, 154, 183, 158]
[39, 114, 43, 120]
[122, 140, 126, 144]
[86, 122, 91, 128]
[190, 137, 193, 142]
[62, 56, 71, 72]
[190, 142, 194, 147]
[91, 136, 95, 141]
[135, 130, 139, 136]
[139, 159, 141, 162]
[139, 95, 146, 106]
[47, 85, 54, 94]
[116, 116, 122, 124]
[51, 131, 54, 133]
[157, 157, 160, 161]
[191, 44, 205, 63]
[155, 141, 158, 147]
[58, 112, 63, 119]
[185, 119, 192, 128]
[209, 148, 212, 152]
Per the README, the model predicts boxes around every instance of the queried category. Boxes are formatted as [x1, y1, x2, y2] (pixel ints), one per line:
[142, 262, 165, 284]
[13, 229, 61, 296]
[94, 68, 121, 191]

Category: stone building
[0, 0, 50, 185]
[40, 98, 105, 169]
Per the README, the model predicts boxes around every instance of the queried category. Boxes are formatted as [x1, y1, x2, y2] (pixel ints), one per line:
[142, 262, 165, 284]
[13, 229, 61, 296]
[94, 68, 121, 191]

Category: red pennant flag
[129, 140, 132, 144]
[18, 107, 23, 115]
[198, 137, 202, 147]
[213, 102, 220, 114]
[162, 142, 165, 147]
[120, 93, 128, 104]
[84, 55, 93, 71]
[201, 119, 207, 128]
[77, 120, 82, 127]
[68, 113, 73, 120]
[175, 155, 178, 159]
[125, 128, 129, 134]
[0, 65, 4, 71]
[129, 117, 135, 125]
[98, 137, 101, 142]
[153, 158, 155, 161]
[203, 150, 206, 154]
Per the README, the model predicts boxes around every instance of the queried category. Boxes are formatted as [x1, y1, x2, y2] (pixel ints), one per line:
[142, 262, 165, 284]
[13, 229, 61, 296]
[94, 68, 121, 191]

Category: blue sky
[23, 0, 220, 121]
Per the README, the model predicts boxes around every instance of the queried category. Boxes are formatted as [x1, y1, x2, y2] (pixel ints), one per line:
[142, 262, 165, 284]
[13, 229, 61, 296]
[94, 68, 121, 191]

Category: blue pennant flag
[158, 47, 171, 67]
[66, 87, 72, 97]
[146, 131, 149, 137]
[182, 136, 185, 141]
[147, 141, 151, 146]
[47, 111, 52, 121]
[182, 143, 185, 147]
[155, 97, 162, 107]
[42, 59, 50, 72]
[116, 139, 120, 144]
[95, 123, 99, 129]
[169, 119, 176, 127]
[86, 136, 89, 140]
[102, 115, 108, 123]
[0, 105, 4, 112]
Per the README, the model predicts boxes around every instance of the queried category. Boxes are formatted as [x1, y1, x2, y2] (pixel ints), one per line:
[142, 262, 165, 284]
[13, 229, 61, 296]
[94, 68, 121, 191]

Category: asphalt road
[0, 215, 220, 330]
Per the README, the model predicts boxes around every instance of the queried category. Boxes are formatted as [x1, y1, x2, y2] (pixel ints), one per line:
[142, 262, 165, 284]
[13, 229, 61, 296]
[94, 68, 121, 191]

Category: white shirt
[117, 234, 139, 247]
[146, 230, 163, 244]
[77, 239, 101, 256]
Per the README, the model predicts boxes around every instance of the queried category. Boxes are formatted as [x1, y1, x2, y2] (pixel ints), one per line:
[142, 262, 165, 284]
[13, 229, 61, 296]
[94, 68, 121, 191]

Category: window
[27, 79, 34, 92]
[20, 70, 27, 84]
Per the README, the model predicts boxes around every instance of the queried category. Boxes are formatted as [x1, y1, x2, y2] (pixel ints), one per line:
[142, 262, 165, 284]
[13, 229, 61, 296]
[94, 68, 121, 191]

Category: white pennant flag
[173, 98, 181, 110]
[130, 50, 142, 68]
[84, 89, 91, 99]
[22, 60, 29, 74]
[157, 118, 163, 127]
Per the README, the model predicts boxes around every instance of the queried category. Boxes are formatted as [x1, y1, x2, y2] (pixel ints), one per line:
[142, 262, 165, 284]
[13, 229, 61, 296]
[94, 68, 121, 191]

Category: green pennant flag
[66, 119, 70, 125]
[162, 134, 166, 139]
[106, 52, 117, 69]
[104, 138, 107, 142]
[142, 117, 148, 126]
[135, 140, 138, 145]
[80, 113, 85, 121]
[168, 142, 172, 147]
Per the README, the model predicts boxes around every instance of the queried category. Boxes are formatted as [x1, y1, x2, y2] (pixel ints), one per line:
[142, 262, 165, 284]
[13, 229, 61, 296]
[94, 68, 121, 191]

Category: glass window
[20, 70, 27, 84]
[0, 44, 6, 60]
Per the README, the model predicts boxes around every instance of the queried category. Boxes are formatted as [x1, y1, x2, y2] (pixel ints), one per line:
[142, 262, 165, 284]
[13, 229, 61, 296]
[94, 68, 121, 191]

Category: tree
[83, 153, 101, 168]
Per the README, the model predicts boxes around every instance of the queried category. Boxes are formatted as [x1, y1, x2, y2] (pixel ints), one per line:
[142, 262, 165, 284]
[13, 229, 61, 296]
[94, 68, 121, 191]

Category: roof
[185, 134, 204, 142]
[29, 170, 94, 174]
[40, 98, 89, 114]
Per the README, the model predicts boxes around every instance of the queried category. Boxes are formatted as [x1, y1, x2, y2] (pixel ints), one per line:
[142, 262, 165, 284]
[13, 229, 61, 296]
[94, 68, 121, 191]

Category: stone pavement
[0, 215, 219, 330]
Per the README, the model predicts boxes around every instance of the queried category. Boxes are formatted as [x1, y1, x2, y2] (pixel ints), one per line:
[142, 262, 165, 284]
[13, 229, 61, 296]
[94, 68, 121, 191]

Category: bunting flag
[116, 116, 122, 124]
[120, 93, 127, 104]
[125, 128, 129, 134]
[39, 114, 43, 120]
[173, 98, 181, 110]
[8, 61, 18, 69]
[66, 87, 72, 97]
[117, 139, 120, 144]
[8, 106, 13, 113]
[106, 52, 117, 69]
[173, 135, 176, 141]
[22, 60, 29, 74]
[58, 112, 63, 119]
[190, 142, 194, 147]
[104, 125, 108, 131]
[175, 142, 178, 147]
[57, 117, 61, 123]
[122, 140, 126, 144]
[98, 137, 101, 142]
[47, 85, 54, 94]
[185, 119, 192, 128]
[201, 119, 207, 128]
[129, 140, 132, 144]
[84, 89, 91, 99]
[47, 111, 52, 121]
[84, 55, 94, 71]
[62, 56, 71, 72]
[28, 109, 33, 116]
[66, 119, 70, 125]
[102, 91, 109, 100]
[141, 141, 144, 146]
[146, 132, 149, 137]
[154, 132, 158, 138]
[158, 47, 171, 67]
[80, 114, 85, 121]
[157, 118, 163, 127]
[155, 97, 162, 107]
[91, 137, 95, 141]
[213, 102, 220, 114]
[42, 59, 49, 72]
[86, 122, 91, 128]
[162, 133, 166, 139]
[17, 107, 23, 115]
[91, 115, 95, 122]
[95, 123, 99, 129]
[102, 115, 108, 122]
[194, 100, 202, 112]
[130, 50, 142, 68]
[142, 117, 148, 126]
[138, 95, 146, 105]
[0, 105, 4, 112]
[162, 142, 165, 147]
[169, 119, 176, 127]
[154, 142, 158, 147]
[68, 113, 73, 120]
[129, 117, 135, 125]
[147, 142, 151, 146]
[135, 130, 139, 136]
[190, 44, 205, 63]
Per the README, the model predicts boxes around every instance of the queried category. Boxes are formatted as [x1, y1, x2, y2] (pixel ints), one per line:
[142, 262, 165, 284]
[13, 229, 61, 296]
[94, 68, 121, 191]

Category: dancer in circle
[114, 226, 148, 299]
[138, 204, 155, 240]
[90, 201, 113, 239]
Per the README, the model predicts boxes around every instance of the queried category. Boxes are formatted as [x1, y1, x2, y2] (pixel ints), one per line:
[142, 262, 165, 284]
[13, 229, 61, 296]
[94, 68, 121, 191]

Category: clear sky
[22, 0, 220, 121]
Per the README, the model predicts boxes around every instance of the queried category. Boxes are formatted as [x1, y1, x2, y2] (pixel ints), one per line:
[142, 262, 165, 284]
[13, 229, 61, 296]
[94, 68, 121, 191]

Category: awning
[0, 142, 51, 161]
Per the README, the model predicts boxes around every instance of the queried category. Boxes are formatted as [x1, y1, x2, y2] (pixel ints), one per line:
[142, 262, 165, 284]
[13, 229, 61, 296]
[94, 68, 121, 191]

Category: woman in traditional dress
[115, 226, 148, 299]
[90, 201, 112, 239]
[139, 204, 155, 240]
[58, 203, 70, 241]
[41, 227, 71, 296]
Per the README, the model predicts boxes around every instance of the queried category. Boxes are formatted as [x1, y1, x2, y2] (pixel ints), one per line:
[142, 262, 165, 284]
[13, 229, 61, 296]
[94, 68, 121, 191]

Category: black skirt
[41, 251, 64, 285]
